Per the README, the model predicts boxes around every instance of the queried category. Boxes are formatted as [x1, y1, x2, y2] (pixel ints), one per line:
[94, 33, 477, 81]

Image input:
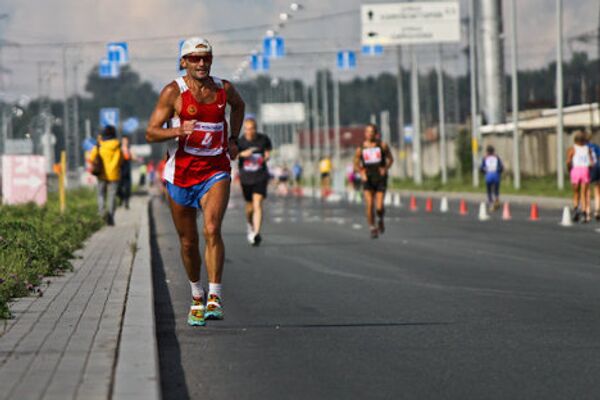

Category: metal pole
[396, 45, 406, 178]
[311, 77, 320, 190]
[321, 70, 331, 158]
[72, 62, 80, 170]
[62, 46, 71, 171]
[469, 0, 480, 187]
[556, 0, 565, 190]
[436, 45, 448, 185]
[510, 0, 521, 190]
[303, 83, 311, 169]
[410, 46, 422, 185]
[333, 75, 341, 173]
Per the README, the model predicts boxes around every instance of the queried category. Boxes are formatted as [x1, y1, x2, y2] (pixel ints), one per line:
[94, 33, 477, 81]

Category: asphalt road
[151, 189, 600, 400]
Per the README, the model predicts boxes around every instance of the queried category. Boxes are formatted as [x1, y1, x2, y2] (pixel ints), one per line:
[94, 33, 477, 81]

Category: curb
[112, 199, 161, 400]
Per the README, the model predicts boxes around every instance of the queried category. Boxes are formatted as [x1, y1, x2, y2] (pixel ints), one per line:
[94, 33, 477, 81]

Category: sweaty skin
[146, 50, 245, 285]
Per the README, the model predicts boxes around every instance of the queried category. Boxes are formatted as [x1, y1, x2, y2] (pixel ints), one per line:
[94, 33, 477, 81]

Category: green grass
[389, 174, 572, 199]
[0, 189, 103, 319]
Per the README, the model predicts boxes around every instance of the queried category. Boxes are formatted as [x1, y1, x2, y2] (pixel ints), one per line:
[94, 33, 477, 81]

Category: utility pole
[62, 46, 72, 172]
[510, 0, 521, 190]
[436, 45, 448, 185]
[72, 61, 81, 170]
[556, 0, 565, 190]
[469, 0, 480, 187]
[333, 74, 341, 175]
[396, 46, 406, 179]
[321, 70, 331, 158]
[410, 47, 422, 185]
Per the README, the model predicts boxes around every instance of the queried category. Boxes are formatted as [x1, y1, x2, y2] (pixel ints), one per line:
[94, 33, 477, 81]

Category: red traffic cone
[529, 203, 540, 221]
[425, 197, 433, 213]
[502, 202, 512, 220]
[459, 199, 468, 216]
[410, 195, 418, 212]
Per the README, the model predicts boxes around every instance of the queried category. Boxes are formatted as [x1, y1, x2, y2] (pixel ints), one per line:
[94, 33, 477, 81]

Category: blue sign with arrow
[107, 42, 129, 64]
[263, 36, 285, 58]
[122, 117, 140, 134]
[99, 58, 119, 78]
[251, 54, 270, 71]
[361, 44, 383, 56]
[99, 108, 120, 128]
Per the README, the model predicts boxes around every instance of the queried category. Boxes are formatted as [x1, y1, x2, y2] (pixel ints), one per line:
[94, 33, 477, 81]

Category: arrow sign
[336, 50, 356, 70]
[107, 42, 129, 64]
[100, 108, 120, 128]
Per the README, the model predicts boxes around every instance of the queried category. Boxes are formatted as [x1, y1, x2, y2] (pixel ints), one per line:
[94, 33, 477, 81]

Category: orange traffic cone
[459, 199, 468, 216]
[425, 197, 433, 213]
[502, 202, 512, 220]
[410, 195, 418, 212]
[529, 203, 540, 221]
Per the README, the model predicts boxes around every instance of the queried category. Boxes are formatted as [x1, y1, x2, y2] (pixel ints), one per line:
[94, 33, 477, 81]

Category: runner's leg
[252, 193, 264, 235]
[200, 179, 230, 284]
[168, 194, 201, 283]
[375, 190, 385, 233]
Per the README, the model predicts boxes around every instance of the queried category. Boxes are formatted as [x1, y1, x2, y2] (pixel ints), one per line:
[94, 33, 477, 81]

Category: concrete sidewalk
[0, 195, 159, 400]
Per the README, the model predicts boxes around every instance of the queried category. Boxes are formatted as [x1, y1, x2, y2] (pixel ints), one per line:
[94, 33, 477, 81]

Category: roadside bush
[0, 189, 102, 319]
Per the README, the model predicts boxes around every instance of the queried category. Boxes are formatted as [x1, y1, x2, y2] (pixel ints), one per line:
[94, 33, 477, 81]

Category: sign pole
[437, 44, 448, 185]
[396, 45, 406, 179]
[410, 46, 422, 185]
[510, 0, 521, 190]
[469, 0, 480, 187]
[556, 0, 565, 190]
[59, 151, 66, 213]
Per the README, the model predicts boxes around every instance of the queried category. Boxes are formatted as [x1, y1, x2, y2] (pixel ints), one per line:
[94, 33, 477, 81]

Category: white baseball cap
[181, 37, 212, 57]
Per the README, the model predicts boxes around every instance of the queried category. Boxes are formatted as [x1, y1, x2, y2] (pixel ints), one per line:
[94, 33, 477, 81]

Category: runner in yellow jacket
[89, 125, 122, 225]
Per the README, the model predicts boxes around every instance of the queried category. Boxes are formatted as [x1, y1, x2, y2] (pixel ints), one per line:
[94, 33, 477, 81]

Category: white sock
[208, 283, 222, 298]
[190, 280, 204, 300]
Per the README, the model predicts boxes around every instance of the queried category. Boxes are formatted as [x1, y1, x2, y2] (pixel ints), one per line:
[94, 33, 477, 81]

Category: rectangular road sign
[2, 155, 47, 206]
[107, 42, 129, 64]
[260, 102, 305, 125]
[100, 108, 119, 128]
[361, 2, 460, 45]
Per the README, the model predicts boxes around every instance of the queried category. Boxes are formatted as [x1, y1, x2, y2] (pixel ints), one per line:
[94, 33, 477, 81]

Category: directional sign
[107, 42, 129, 64]
[99, 58, 119, 78]
[361, 44, 384, 56]
[82, 137, 97, 151]
[361, 2, 460, 45]
[251, 54, 270, 71]
[261, 102, 305, 125]
[99, 108, 120, 128]
[336, 51, 356, 70]
[123, 117, 140, 134]
[263, 36, 285, 58]
[2, 155, 47, 206]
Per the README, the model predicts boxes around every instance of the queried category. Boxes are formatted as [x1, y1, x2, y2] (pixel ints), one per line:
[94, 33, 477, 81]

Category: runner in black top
[353, 123, 394, 238]
[238, 118, 272, 245]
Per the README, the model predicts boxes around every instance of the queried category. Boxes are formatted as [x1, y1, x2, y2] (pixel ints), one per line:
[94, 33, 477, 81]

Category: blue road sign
[336, 51, 356, 70]
[263, 36, 285, 58]
[99, 58, 119, 78]
[361, 44, 383, 56]
[123, 117, 140, 134]
[82, 137, 97, 151]
[177, 39, 186, 75]
[251, 54, 270, 71]
[99, 108, 120, 128]
[107, 42, 128, 64]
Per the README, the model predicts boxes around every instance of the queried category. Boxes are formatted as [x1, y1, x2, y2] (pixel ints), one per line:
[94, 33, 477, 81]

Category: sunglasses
[184, 54, 213, 63]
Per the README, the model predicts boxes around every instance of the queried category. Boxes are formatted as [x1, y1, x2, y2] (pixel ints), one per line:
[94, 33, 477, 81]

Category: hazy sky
[0, 0, 597, 101]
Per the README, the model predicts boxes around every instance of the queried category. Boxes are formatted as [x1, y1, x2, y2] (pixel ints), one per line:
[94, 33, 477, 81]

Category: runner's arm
[146, 83, 182, 143]
[353, 147, 363, 173]
[566, 147, 574, 170]
[224, 81, 245, 140]
[383, 143, 394, 171]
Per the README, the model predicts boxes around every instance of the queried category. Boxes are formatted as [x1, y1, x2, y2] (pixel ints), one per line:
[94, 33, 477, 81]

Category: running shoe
[572, 208, 580, 223]
[595, 212, 600, 222]
[370, 226, 379, 239]
[378, 219, 385, 234]
[247, 223, 255, 244]
[205, 294, 224, 320]
[187, 297, 206, 326]
[252, 233, 262, 246]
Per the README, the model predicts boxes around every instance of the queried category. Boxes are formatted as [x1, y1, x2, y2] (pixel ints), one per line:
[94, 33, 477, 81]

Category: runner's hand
[379, 167, 387, 176]
[181, 120, 196, 135]
[228, 138, 239, 159]
[361, 172, 368, 182]
[239, 148, 254, 158]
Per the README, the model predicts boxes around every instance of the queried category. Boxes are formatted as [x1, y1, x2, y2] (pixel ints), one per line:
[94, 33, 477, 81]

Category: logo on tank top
[186, 104, 198, 116]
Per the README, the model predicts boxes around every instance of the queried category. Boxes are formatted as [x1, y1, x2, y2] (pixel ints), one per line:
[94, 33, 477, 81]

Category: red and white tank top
[163, 76, 231, 187]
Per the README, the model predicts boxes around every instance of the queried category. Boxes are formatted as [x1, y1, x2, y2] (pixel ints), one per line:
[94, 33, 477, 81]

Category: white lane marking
[352, 224, 362, 230]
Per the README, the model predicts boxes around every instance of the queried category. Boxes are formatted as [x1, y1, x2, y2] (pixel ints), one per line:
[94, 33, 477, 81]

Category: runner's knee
[203, 223, 222, 241]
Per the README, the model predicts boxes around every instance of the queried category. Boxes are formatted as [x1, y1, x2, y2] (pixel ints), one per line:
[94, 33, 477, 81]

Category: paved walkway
[0, 195, 155, 400]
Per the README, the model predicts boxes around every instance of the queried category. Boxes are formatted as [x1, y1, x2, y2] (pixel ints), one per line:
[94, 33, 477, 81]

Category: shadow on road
[150, 199, 191, 400]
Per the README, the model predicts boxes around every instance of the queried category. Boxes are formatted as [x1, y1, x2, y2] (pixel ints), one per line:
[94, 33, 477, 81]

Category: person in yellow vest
[89, 125, 123, 225]
[319, 156, 332, 194]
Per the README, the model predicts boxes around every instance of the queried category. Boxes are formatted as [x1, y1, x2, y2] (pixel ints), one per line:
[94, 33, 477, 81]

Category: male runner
[480, 145, 504, 211]
[237, 118, 272, 246]
[354, 124, 393, 238]
[146, 37, 245, 326]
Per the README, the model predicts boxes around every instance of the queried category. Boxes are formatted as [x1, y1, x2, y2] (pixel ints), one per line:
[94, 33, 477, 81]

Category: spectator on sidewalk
[292, 160, 303, 188]
[567, 130, 593, 223]
[587, 133, 600, 221]
[480, 145, 504, 211]
[89, 125, 123, 225]
[117, 134, 133, 209]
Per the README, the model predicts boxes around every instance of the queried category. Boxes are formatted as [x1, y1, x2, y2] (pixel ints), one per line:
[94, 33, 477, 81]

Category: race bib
[485, 156, 498, 173]
[362, 147, 382, 165]
[243, 153, 264, 172]
[183, 121, 224, 156]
